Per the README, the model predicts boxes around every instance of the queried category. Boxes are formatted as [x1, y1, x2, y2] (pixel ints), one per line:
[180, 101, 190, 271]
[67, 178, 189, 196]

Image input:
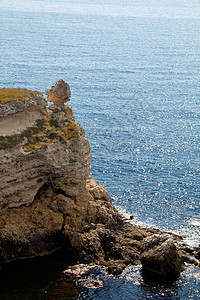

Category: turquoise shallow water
[0, 0, 200, 298]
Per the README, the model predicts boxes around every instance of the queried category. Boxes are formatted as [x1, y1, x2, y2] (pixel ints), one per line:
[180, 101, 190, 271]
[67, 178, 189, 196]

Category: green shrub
[49, 118, 60, 128]
[69, 159, 77, 163]
[0, 117, 78, 151]
[24, 144, 36, 151]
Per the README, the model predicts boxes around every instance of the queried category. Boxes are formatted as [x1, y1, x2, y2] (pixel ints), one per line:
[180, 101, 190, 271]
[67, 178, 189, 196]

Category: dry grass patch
[0, 88, 40, 106]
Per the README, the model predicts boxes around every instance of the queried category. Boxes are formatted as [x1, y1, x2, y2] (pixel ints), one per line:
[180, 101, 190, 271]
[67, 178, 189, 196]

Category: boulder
[141, 234, 184, 276]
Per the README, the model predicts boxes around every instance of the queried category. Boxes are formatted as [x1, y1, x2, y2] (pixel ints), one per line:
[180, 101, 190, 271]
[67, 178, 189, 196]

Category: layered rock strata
[0, 81, 199, 276]
[0, 90, 46, 136]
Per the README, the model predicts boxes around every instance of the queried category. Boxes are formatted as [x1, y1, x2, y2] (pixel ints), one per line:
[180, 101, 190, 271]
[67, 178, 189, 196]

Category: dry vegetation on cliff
[0, 88, 40, 106]
[0, 117, 77, 151]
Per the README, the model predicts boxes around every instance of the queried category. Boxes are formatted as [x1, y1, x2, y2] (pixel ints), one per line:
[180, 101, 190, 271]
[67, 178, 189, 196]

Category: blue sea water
[0, 0, 200, 299]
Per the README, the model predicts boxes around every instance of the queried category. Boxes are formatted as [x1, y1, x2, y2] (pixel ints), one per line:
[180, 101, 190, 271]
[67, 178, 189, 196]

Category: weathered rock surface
[0, 80, 199, 277]
[0, 122, 91, 209]
[48, 103, 74, 123]
[141, 234, 185, 276]
[46, 79, 71, 106]
[0, 92, 46, 136]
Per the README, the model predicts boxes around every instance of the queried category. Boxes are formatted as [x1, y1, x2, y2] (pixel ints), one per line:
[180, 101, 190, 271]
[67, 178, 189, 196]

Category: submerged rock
[64, 264, 109, 288]
[141, 234, 185, 276]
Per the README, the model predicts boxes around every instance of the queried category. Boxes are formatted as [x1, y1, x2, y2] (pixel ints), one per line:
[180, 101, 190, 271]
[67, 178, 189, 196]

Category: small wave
[190, 218, 200, 227]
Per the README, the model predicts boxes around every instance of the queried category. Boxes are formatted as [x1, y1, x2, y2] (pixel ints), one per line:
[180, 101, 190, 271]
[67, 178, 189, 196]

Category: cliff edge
[0, 80, 199, 275]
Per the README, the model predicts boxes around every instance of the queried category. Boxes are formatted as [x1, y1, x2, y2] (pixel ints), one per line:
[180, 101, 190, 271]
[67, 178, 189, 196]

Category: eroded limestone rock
[0, 81, 199, 276]
[46, 79, 71, 106]
[0, 81, 128, 265]
[0, 92, 46, 136]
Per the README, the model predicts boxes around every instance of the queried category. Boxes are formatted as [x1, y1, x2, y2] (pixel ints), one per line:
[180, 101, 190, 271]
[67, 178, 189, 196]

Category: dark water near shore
[0, 0, 200, 298]
[0, 256, 200, 300]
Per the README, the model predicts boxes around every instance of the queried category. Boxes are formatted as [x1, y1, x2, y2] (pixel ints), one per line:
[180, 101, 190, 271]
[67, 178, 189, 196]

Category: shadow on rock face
[141, 268, 180, 287]
[139, 268, 181, 299]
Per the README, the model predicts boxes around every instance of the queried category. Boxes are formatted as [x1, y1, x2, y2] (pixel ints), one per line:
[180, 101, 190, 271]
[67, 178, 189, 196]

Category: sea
[0, 0, 199, 299]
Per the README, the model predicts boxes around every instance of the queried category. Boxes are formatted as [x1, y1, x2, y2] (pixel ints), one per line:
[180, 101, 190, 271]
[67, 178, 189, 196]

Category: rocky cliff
[0, 80, 199, 275]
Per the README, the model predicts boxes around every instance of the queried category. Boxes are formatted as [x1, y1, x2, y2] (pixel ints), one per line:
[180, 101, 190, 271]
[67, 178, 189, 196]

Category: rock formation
[0, 81, 199, 276]
[46, 79, 71, 106]
[141, 234, 185, 276]
[0, 90, 46, 136]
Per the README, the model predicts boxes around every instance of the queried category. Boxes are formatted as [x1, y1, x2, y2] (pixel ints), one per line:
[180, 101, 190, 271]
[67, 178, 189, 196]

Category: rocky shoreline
[0, 80, 199, 278]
